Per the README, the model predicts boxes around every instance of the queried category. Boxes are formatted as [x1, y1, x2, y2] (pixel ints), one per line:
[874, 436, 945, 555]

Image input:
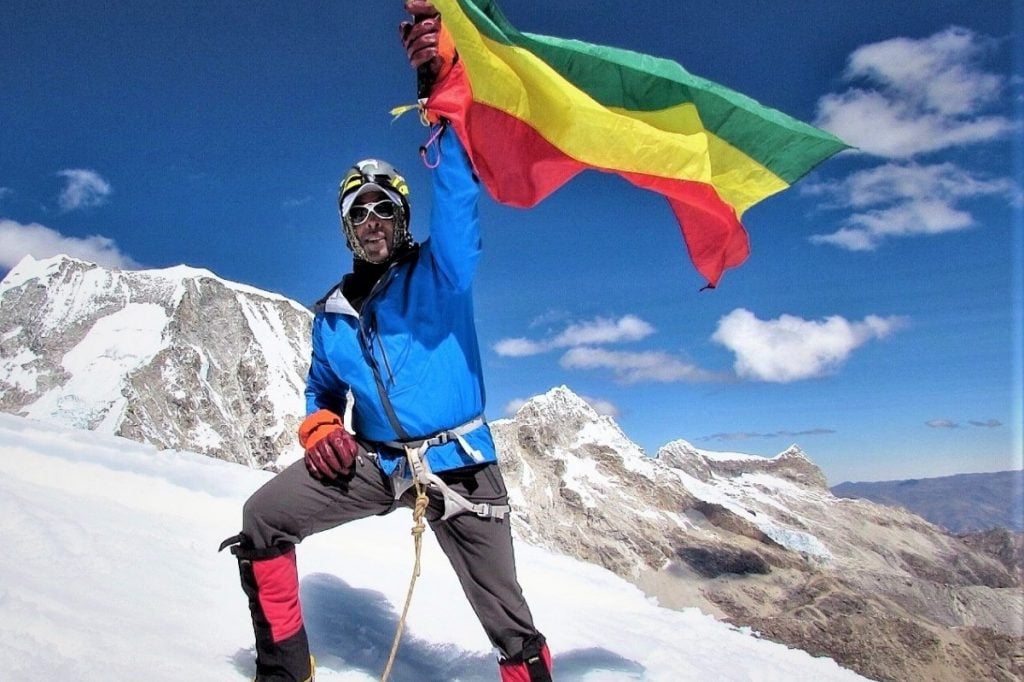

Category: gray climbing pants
[241, 451, 542, 660]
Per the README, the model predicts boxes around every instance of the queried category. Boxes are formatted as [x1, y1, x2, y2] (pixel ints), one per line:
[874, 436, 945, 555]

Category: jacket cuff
[298, 409, 342, 449]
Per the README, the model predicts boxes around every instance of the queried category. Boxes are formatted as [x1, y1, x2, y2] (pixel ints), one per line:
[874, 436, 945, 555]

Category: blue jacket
[304, 129, 495, 475]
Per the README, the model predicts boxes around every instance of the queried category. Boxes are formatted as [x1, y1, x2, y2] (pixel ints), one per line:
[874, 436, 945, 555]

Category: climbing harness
[375, 420, 510, 681]
[381, 416, 510, 521]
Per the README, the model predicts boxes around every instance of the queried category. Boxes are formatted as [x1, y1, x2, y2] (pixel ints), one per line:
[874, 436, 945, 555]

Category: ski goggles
[348, 199, 397, 225]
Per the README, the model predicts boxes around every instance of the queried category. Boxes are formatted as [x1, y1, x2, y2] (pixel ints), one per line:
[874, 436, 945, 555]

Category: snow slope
[0, 413, 867, 681]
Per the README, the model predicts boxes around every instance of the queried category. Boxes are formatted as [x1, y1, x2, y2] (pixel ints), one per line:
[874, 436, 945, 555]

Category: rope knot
[411, 490, 429, 537]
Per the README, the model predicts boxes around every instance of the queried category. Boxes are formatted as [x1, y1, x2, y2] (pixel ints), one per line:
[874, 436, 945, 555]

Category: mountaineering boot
[221, 534, 314, 682]
[253, 656, 316, 682]
[498, 634, 553, 682]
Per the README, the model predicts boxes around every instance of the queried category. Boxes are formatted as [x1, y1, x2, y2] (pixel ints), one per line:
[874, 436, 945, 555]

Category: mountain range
[832, 471, 1024, 533]
[1, 254, 1021, 682]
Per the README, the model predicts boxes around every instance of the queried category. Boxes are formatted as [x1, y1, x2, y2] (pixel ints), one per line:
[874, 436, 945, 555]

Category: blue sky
[1, 0, 1020, 484]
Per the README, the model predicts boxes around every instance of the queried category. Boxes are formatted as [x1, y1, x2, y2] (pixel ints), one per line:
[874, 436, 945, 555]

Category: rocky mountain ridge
[493, 388, 1022, 682]
[1, 255, 1021, 681]
[0, 254, 310, 467]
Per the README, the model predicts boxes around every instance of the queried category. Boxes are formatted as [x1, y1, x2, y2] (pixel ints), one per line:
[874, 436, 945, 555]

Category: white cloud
[926, 419, 959, 429]
[493, 337, 548, 358]
[559, 346, 719, 384]
[494, 315, 655, 357]
[552, 315, 654, 347]
[845, 27, 1001, 117]
[0, 219, 139, 269]
[496, 314, 717, 384]
[811, 201, 973, 250]
[807, 162, 1018, 250]
[968, 419, 1002, 428]
[711, 308, 906, 382]
[815, 27, 1015, 158]
[816, 162, 1016, 209]
[57, 169, 112, 211]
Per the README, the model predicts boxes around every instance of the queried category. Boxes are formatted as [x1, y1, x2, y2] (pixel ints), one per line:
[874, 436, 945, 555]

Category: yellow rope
[381, 452, 431, 682]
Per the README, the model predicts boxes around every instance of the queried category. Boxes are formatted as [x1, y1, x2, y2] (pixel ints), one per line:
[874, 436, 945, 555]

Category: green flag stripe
[452, 0, 848, 185]
[521, 32, 848, 184]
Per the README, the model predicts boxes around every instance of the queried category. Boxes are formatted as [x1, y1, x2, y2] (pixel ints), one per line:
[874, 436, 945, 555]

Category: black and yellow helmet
[338, 159, 413, 261]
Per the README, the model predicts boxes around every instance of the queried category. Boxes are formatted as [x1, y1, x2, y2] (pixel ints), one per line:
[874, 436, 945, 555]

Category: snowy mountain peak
[0, 254, 312, 467]
[653, 439, 828, 490]
[4, 254, 305, 309]
[778, 443, 807, 459]
[517, 384, 597, 420]
[512, 384, 645, 458]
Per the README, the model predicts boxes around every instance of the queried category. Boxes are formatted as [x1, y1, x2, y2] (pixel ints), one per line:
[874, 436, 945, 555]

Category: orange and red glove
[400, 0, 456, 95]
[298, 409, 358, 480]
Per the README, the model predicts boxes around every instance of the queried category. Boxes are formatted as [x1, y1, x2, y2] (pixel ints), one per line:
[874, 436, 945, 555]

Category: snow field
[0, 413, 867, 681]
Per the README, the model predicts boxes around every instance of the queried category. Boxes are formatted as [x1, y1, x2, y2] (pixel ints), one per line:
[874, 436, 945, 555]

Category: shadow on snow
[230, 572, 646, 681]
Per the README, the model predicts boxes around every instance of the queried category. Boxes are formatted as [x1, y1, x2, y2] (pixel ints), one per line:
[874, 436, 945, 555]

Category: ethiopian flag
[423, 0, 848, 287]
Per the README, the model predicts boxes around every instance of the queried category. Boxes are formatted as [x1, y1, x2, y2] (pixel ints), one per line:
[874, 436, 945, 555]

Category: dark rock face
[677, 544, 771, 578]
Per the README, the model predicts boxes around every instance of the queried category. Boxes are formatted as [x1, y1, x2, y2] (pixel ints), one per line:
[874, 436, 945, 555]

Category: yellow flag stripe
[439, 3, 788, 214]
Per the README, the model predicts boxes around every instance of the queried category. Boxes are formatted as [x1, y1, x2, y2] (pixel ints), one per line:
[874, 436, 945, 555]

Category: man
[220, 3, 553, 681]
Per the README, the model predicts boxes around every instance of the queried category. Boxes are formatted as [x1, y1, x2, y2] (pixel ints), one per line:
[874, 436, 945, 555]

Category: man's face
[350, 190, 396, 263]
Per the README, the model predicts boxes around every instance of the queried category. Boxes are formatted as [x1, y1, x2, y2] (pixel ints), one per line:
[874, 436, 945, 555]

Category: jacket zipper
[357, 253, 413, 389]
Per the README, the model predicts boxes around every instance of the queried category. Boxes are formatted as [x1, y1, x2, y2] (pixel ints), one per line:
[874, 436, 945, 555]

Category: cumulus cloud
[559, 347, 719, 384]
[711, 308, 906, 382]
[497, 313, 721, 384]
[812, 162, 1016, 210]
[806, 162, 1018, 250]
[493, 338, 548, 358]
[0, 219, 139, 269]
[494, 315, 655, 357]
[57, 169, 112, 211]
[553, 316, 654, 347]
[815, 27, 1015, 158]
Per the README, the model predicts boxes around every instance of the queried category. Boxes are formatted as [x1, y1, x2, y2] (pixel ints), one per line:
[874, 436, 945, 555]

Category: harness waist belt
[378, 415, 485, 451]
[380, 415, 509, 521]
